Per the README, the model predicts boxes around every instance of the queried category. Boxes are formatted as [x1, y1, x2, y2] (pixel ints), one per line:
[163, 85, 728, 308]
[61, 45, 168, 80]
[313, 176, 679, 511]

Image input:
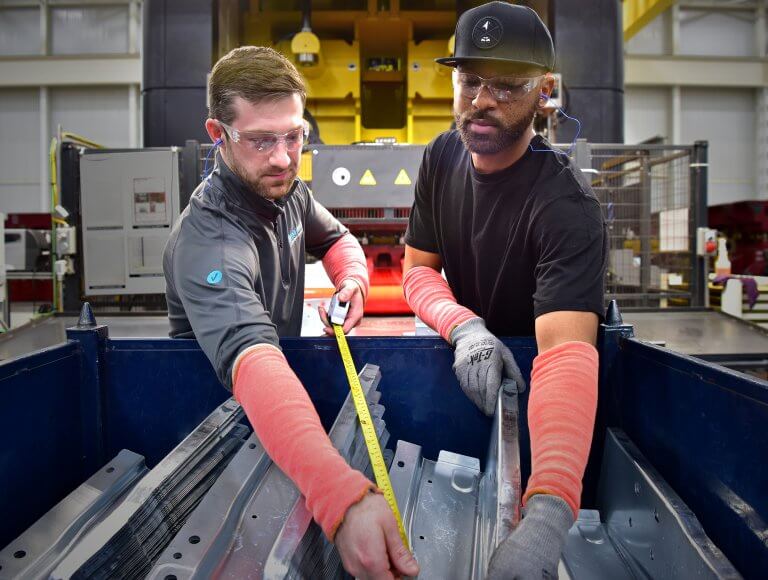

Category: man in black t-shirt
[402, 3, 607, 578]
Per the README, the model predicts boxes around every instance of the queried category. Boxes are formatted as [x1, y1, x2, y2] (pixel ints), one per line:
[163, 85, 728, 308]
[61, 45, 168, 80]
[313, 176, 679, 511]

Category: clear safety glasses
[219, 121, 309, 154]
[452, 70, 544, 102]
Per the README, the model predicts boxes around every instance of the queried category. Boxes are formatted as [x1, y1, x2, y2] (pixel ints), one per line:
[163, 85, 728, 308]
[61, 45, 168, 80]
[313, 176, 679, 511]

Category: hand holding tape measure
[318, 279, 365, 336]
[327, 293, 410, 550]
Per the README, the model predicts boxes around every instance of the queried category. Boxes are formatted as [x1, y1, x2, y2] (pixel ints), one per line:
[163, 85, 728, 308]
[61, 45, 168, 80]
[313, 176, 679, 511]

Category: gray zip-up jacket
[163, 154, 347, 390]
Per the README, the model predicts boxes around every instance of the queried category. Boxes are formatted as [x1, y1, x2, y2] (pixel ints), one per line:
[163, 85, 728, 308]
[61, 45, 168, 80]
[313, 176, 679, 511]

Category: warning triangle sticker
[359, 169, 377, 186]
[394, 168, 412, 185]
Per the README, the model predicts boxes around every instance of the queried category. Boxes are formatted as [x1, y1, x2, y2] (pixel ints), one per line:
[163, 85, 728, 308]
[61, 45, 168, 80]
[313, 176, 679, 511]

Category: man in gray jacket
[163, 46, 418, 580]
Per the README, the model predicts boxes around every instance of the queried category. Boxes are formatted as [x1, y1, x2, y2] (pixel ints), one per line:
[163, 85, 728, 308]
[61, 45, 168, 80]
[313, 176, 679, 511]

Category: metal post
[572, 138, 592, 171]
[639, 153, 652, 307]
[583, 300, 635, 506]
[66, 303, 109, 474]
[690, 141, 709, 308]
[0, 213, 6, 331]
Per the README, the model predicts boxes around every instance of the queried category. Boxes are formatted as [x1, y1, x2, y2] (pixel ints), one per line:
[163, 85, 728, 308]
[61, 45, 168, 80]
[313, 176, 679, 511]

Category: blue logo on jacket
[206, 270, 223, 284]
[287, 223, 303, 246]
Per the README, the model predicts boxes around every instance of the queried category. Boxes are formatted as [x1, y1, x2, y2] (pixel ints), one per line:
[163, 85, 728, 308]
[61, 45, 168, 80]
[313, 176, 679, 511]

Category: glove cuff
[448, 316, 485, 346]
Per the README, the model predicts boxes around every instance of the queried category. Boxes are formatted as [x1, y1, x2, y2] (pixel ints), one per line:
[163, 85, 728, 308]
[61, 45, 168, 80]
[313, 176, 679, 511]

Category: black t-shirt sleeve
[405, 145, 440, 253]
[532, 189, 607, 319]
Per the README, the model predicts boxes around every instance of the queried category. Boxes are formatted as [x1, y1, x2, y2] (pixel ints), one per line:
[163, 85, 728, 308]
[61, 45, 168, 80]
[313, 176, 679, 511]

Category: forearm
[402, 265, 477, 342]
[233, 344, 375, 539]
[523, 341, 599, 518]
[322, 233, 369, 300]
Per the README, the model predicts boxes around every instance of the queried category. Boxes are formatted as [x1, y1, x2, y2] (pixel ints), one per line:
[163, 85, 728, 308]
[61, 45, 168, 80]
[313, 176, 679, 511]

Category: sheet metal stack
[0, 450, 148, 579]
[147, 363, 388, 580]
[51, 400, 248, 580]
[0, 399, 246, 580]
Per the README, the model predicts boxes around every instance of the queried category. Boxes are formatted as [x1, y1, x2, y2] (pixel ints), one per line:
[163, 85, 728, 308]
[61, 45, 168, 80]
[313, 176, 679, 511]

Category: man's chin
[459, 130, 505, 155]
[254, 180, 294, 200]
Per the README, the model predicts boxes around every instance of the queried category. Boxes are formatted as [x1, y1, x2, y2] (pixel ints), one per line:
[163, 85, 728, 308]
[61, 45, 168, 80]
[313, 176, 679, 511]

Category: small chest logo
[206, 270, 223, 285]
[472, 17, 503, 50]
[287, 223, 304, 246]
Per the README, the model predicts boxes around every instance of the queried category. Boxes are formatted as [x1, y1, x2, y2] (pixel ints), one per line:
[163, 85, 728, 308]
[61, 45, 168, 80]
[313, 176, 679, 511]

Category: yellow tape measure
[332, 323, 409, 550]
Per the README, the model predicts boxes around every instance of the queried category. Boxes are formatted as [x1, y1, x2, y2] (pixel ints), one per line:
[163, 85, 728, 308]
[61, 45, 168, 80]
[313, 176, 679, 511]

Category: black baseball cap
[436, 1, 555, 72]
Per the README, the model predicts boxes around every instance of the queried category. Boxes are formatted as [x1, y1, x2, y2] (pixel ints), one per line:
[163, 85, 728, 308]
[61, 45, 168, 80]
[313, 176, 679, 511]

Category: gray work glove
[487, 494, 574, 580]
[450, 318, 526, 416]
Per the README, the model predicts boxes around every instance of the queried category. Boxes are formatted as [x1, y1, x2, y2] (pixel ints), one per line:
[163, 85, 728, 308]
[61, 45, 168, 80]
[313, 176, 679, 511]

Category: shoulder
[531, 150, 603, 227]
[174, 187, 252, 250]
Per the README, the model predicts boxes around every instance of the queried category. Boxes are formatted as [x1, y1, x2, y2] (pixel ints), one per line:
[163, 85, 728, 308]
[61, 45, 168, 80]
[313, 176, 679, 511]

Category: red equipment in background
[709, 201, 768, 276]
[4, 213, 53, 304]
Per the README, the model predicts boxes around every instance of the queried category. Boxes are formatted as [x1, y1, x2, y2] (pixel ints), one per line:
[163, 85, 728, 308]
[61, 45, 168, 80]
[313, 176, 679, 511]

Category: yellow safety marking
[359, 169, 377, 186]
[332, 324, 409, 550]
[394, 169, 412, 186]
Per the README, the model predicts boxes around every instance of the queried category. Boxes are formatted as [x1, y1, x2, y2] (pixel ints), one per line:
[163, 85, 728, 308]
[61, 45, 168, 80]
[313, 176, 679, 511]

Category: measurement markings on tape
[332, 323, 409, 549]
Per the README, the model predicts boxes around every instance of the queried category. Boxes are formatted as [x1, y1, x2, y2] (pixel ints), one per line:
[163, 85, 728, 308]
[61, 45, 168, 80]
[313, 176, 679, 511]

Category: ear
[539, 74, 556, 102]
[205, 118, 225, 144]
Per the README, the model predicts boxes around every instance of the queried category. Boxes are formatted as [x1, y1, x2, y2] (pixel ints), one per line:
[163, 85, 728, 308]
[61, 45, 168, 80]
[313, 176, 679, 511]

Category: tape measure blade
[333, 325, 410, 549]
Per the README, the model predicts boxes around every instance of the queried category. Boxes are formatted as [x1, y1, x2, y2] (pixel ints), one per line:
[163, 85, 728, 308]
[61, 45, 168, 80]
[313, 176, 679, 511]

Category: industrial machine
[0, 302, 765, 578]
[135, 0, 624, 315]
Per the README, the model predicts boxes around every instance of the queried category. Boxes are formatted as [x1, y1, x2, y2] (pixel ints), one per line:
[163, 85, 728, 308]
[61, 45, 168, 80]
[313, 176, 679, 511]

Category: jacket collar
[211, 152, 297, 221]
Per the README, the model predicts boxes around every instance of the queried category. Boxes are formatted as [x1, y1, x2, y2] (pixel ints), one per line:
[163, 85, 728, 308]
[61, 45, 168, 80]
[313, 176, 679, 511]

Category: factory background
[1, 3, 768, 578]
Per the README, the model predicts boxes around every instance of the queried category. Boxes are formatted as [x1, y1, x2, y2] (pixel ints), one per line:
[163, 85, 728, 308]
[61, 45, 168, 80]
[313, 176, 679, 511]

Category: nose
[471, 84, 497, 109]
[268, 139, 292, 169]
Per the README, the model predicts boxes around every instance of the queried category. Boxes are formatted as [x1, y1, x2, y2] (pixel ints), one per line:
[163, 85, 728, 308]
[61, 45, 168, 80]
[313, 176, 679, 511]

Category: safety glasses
[452, 70, 544, 102]
[218, 121, 309, 154]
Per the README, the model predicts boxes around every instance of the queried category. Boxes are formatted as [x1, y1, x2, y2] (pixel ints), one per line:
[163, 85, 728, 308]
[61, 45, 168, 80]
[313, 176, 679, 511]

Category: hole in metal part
[173, 553, 182, 560]
[13, 551, 26, 559]
[397, 461, 405, 468]
[249, 443, 256, 449]
[189, 535, 200, 544]
[252, 514, 259, 519]
[427, 479, 432, 484]
[106, 467, 115, 473]
[419, 536, 425, 540]
[165, 575, 177, 580]
[628, 518, 632, 527]
[654, 509, 660, 523]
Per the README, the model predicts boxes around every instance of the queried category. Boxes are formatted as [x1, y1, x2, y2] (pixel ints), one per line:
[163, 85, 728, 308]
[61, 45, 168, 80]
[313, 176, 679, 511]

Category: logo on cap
[472, 17, 503, 50]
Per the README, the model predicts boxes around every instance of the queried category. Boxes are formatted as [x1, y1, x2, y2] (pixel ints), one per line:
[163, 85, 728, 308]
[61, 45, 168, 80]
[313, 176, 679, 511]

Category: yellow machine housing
[238, 0, 472, 145]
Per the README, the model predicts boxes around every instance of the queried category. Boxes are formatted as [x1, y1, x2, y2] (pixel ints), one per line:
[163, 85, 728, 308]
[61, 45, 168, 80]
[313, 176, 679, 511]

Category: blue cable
[202, 137, 222, 181]
[529, 94, 582, 156]
[200, 138, 222, 194]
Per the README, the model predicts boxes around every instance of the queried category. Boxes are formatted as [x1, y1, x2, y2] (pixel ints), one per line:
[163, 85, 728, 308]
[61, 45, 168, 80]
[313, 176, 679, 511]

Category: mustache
[459, 110, 502, 128]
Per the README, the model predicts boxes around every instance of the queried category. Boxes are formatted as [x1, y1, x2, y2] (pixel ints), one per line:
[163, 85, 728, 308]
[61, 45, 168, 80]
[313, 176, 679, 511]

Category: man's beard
[229, 155, 296, 200]
[455, 102, 537, 155]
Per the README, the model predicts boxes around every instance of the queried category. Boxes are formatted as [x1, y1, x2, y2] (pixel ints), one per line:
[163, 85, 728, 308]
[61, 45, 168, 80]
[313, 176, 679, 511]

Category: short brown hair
[208, 46, 306, 124]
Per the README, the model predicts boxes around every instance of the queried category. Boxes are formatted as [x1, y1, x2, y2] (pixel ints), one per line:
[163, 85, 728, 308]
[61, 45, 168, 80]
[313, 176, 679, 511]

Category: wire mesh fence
[581, 143, 705, 309]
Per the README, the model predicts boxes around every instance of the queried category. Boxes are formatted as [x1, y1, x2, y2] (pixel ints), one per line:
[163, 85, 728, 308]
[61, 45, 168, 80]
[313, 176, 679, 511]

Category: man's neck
[471, 127, 536, 174]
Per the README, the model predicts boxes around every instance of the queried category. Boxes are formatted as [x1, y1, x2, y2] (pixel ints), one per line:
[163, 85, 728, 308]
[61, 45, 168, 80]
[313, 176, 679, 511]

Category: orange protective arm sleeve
[402, 266, 478, 342]
[233, 345, 376, 539]
[322, 233, 370, 300]
[523, 341, 599, 519]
